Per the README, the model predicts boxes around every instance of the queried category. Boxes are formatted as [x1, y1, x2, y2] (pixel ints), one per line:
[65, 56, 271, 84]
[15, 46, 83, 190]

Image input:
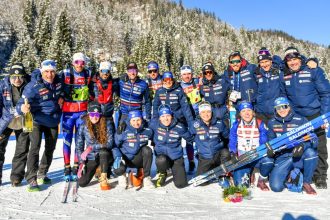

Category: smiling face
[41, 70, 56, 83]
[160, 114, 172, 127]
[130, 117, 143, 129]
[73, 60, 85, 73]
[276, 105, 291, 118]
[229, 55, 242, 72]
[181, 72, 192, 83]
[287, 57, 302, 72]
[259, 59, 272, 72]
[240, 108, 254, 123]
[163, 78, 174, 88]
[200, 110, 212, 124]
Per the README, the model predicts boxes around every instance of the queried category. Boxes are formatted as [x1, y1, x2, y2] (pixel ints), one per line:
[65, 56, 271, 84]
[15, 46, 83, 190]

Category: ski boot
[314, 177, 327, 189]
[11, 179, 21, 187]
[63, 166, 71, 182]
[156, 172, 167, 188]
[99, 173, 111, 191]
[71, 165, 79, 181]
[27, 179, 40, 192]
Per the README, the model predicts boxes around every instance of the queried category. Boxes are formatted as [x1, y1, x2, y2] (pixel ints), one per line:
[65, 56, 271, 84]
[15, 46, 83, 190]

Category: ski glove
[117, 121, 126, 135]
[113, 157, 123, 169]
[81, 146, 93, 161]
[77, 163, 86, 178]
[292, 144, 304, 158]
[265, 142, 275, 158]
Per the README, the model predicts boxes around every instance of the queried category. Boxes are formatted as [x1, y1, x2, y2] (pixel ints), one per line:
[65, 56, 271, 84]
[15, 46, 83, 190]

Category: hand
[113, 157, 123, 169]
[77, 163, 86, 178]
[58, 97, 64, 108]
[117, 121, 126, 134]
[321, 124, 327, 129]
[81, 146, 93, 161]
[21, 103, 30, 114]
[230, 152, 239, 163]
[307, 60, 317, 69]
[265, 143, 275, 158]
[292, 144, 304, 158]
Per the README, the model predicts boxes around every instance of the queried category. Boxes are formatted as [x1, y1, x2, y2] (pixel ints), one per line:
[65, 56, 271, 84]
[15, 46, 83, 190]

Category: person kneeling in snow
[267, 97, 318, 195]
[76, 101, 115, 190]
[149, 105, 194, 188]
[229, 101, 274, 191]
[113, 110, 154, 189]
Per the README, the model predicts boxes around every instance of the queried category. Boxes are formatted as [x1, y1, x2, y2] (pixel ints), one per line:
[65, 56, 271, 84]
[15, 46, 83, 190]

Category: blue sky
[175, 0, 330, 46]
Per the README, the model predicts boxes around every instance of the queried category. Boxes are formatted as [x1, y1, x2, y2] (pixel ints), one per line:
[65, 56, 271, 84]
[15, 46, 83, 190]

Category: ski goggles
[148, 69, 158, 73]
[89, 112, 101, 118]
[73, 60, 86, 66]
[275, 105, 290, 111]
[229, 59, 241, 64]
[100, 69, 110, 74]
[258, 49, 271, 56]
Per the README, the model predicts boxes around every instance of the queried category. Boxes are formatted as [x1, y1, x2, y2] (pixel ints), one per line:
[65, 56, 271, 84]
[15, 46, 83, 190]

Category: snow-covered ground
[0, 140, 329, 220]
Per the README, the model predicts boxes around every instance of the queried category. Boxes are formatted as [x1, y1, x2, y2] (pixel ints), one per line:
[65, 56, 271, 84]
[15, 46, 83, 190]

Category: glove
[81, 146, 93, 161]
[77, 163, 86, 179]
[292, 144, 304, 158]
[117, 121, 126, 134]
[230, 152, 239, 163]
[265, 143, 275, 158]
[113, 157, 123, 169]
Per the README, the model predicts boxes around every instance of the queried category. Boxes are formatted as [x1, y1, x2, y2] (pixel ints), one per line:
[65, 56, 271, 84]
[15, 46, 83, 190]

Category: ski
[189, 112, 330, 186]
[72, 180, 78, 202]
[61, 180, 71, 203]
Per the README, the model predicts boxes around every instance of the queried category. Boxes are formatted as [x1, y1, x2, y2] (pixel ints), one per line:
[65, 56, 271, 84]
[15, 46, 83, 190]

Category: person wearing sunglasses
[281, 46, 330, 189]
[229, 101, 273, 191]
[179, 65, 202, 173]
[200, 62, 230, 120]
[149, 105, 194, 188]
[76, 101, 115, 191]
[189, 102, 231, 186]
[60, 52, 94, 181]
[17, 60, 63, 192]
[113, 110, 153, 189]
[254, 47, 285, 124]
[0, 63, 30, 187]
[118, 62, 151, 134]
[224, 51, 257, 106]
[267, 97, 318, 195]
[146, 61, 163, 100]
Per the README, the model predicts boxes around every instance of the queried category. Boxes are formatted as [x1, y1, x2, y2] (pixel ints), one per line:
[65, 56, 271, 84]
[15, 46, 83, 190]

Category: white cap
[72, 52, 86, 62]
[99, 61, 112, 71]
[198, 102, 212, 113]
[41, 60, 56, 72]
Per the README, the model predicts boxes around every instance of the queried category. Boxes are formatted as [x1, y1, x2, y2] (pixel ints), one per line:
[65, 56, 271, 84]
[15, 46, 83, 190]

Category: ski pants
[156, 155, 187, 188]
[78, 148, 113, 187]
[113, 146, 153, 177]
[25, 124, 58, 183]
[196, 148, 231, 176]
[307, 113, 328, 179]
[62, 111, 85, 167]
[233, 156, 274, 187]
[0, 127, 30, 182]
[269, 148, 318, 192]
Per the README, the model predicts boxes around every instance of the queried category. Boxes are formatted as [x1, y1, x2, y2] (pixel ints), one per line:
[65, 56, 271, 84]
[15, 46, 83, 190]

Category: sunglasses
[148, 69, 158, 73]
[10, 75, 24, 80]
[100, 69, 110, 74]
[258, 50, 271, 56]
[229, 59, 241, 64]
[204, 70, 213, 75]
[89, 112, 101, 118]
[74, 60, 85, 66]
[275, 105, 290, 111]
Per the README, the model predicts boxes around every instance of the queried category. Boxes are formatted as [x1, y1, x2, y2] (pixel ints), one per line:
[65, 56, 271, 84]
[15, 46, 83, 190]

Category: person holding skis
[229, 101, 274, 191]
[189, 102, 230, 178]
[60, 52, 94, 181]
[152, 71, 195, 173]
[76, 101, 115, 190]
[281, 46, 330, 189]
[0, 63, 30, 186]
[17, 60, 62, 192]
[267, 97, 318, 194]
[113, 110, 154, 189]
[150, 105, 194, 188]
[254, 47, 285, 124]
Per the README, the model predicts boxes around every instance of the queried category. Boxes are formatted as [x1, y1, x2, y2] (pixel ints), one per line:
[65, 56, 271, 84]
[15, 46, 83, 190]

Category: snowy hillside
[0, 140, 329, 220]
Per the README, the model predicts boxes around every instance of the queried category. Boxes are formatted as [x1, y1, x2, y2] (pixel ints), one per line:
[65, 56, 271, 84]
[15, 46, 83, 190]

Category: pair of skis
[61, 178, 78, 203]
[189, 112, 330, 186]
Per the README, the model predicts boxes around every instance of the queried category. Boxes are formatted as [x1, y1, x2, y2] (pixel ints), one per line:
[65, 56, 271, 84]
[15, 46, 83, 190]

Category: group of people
[0, 46, 329, 195]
